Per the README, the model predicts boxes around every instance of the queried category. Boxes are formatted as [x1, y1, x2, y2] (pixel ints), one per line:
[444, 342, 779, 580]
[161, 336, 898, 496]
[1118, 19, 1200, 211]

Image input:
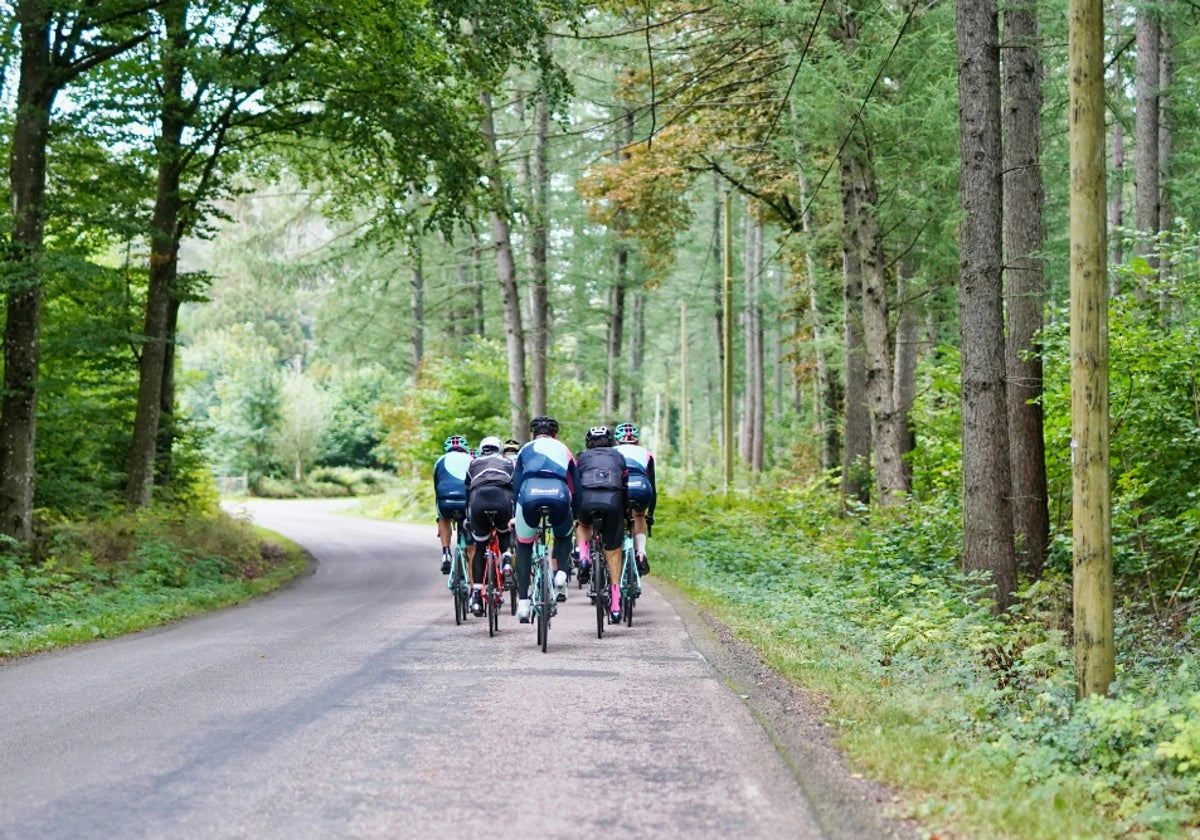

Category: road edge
[653, 577, 919, 840]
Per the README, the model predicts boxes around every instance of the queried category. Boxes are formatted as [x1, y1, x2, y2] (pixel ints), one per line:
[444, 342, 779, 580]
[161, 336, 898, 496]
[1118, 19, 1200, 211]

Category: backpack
[578, 448, 625, 491]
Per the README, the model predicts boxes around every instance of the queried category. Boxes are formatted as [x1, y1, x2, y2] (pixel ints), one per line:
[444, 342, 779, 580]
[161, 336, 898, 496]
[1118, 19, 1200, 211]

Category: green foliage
[653, 485, 1200, 838]
[379, 337, 602, 474]
[0, 509, 305, 659]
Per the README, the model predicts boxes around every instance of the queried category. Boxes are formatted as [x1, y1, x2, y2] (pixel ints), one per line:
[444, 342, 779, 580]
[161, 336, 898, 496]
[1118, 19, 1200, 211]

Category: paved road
[0, 499, 909, 839]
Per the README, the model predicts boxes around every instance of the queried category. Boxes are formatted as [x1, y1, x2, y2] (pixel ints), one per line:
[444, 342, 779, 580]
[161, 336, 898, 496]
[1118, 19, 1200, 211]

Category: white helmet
[479, 436, 503, 455]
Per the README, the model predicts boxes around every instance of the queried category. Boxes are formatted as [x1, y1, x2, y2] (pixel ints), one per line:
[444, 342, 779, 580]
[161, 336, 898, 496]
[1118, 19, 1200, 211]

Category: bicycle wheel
[591, 534, 606, 638]
[450, 559, 464, 625]
[622, 557, 636, 627]
[538, 553, 551, 653]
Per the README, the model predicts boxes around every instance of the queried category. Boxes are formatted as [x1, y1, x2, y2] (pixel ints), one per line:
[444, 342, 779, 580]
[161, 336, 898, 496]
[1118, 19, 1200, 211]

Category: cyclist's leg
[513, 498, 538, 618]
[601, 494, 625, 619]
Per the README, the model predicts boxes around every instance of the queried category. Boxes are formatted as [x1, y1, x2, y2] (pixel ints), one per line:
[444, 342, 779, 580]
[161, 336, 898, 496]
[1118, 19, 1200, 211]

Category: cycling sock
[578, 542, 590, 563]
[610, 583, 620, 610]
[634, 533, 647, 555]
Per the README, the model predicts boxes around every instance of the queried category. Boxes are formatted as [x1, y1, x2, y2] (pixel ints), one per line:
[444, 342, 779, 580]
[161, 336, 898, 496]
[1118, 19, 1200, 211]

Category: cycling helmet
[444, 434, 469, 453]
[585, 426, 614, 449]
[615, 422, 639, 444]
[529, 415, 559, 436]
[479, 435, 503, 455]
[502, 438, 521, 455]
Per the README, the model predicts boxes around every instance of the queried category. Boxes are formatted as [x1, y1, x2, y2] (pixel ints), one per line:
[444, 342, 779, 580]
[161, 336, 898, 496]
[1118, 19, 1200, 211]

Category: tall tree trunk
[893, 265, 919, 490]
[1134, 4, 1159, 279]
[529, 76, 551, 418]
[842, 136, 905, 503]
[741, 214, 765, 474]
[839, 170, 871, 504]
[1158, 22, 1172, 246]
[958, 0, 1017, 611]
[156, 297, 182, 486]
[1, 2, 56, 540]
[126, 0, 188, 508]
[796, 160, 840, 472]
[1108, 120, 1124, 281]
[1068, 0, 1113, 698]
[480, 91, 527, 436]
[629, 287, 645, 420]
[1003, 0, 1050, 576]
[831, 7, 872, 504]
[410, 240, 424, 372]
[603, 106, 635, 419]
[472, 239, 485, 336]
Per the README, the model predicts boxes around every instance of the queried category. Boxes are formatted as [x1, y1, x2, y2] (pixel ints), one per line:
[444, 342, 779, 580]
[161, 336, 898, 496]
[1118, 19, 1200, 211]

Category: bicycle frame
[481, 511, 505, 637]
[447, 515, 471, 625]
[530, 506, 554, 652]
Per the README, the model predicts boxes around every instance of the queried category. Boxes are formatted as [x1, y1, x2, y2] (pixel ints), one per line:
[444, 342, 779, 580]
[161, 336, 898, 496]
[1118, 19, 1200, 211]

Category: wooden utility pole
[681, 301, 689, 477]
[722, 193, 734, 491]
[1069, 0, 1114, 698]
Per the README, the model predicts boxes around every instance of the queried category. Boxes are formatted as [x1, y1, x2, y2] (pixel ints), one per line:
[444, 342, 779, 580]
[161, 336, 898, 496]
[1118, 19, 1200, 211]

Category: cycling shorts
[515, 477, 572, 541]
[625, 474, 655, 513]
[576, 489, 625, 551]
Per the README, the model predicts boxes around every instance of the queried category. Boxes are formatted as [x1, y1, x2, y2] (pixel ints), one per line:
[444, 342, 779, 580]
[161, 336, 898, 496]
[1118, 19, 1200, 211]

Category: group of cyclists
[432, 416, 657, 626]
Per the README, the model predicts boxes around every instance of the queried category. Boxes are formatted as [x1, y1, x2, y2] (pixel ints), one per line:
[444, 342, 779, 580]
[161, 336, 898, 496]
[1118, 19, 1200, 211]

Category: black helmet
[585, 426, 614, 449]
[529, 415, 559, 437]
[502, 438, 521, 455]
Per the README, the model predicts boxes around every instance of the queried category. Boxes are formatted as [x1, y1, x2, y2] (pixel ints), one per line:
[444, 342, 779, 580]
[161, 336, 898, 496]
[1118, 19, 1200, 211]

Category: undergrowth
[0, 507, 306, 660]
[654, 485, 1200, 839]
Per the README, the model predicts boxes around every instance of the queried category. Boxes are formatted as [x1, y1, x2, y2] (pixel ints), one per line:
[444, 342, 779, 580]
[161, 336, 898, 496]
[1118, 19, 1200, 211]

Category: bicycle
[587, 510, 611, 639]
[446, 514, 471, 625]
[530, 505, 556, 652]
[479, 511, 507, 637]
[618, 513, 642, 626]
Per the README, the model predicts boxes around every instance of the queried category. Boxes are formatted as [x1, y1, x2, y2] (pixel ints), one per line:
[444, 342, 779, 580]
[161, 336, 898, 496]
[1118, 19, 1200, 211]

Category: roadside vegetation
[0, 508, 307, 661]
[654, 487, 1200, 839]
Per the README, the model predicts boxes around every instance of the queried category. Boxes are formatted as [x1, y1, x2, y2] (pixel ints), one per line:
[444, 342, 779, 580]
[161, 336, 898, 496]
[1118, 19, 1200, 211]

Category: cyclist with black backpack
[573, 426, 629, 624]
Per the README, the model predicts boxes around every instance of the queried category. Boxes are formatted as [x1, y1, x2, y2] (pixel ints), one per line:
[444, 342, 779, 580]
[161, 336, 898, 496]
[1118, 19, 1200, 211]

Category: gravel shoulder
[655, 579, 919, 840]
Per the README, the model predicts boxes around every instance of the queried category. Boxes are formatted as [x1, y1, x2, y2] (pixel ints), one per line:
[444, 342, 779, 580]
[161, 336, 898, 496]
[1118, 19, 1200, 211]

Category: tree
[1003, 0, 1050, 575]
[957, 0, 1017, 611]
[1068, 0, 1114, 698]
[3, 0, 154, 539]
[273, 372, 331, 482]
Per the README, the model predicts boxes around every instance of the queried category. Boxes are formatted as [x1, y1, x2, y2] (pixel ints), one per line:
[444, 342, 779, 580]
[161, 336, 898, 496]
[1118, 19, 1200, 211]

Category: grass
[0, 508, 308, 661]
[650, 488, 1196, 839]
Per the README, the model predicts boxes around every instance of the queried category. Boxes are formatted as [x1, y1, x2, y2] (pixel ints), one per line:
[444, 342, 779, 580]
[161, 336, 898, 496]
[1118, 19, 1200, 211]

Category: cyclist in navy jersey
[434, 434, 472, 574]
[464, 436, 515, 616]
[614, 422, 655, 574]
[511, 416, 580, 622]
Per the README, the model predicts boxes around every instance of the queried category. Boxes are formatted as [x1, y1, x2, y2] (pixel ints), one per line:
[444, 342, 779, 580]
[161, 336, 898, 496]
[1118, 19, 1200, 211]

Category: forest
[4, 0, 1200, 834]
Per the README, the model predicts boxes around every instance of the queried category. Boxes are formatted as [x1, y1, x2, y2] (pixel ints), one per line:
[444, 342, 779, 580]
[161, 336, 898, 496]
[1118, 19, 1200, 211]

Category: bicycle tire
[623, 557, 636, 626]
[539, 541, 551, 653]
[591, 532, 606, 638]
[450, 561, 464, 625]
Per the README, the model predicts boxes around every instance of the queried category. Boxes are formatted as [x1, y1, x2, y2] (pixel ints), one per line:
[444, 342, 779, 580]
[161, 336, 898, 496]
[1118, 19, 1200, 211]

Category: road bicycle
[479, 510, 507, 637]
[618, 513, 642, 626]
[446, 514, 471, 625]
[587, 510, 611, 639]
[530, 505, 555, 652]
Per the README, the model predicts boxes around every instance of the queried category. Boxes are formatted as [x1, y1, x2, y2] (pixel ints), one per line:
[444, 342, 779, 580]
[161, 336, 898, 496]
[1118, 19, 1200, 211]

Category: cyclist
[434, 434, 473, 575]
[464, 435, 515, 617]
[502, 438, 521, 460]
[512, 415, 580, 622]
[573, 426, 629, 623]
[614, 422, 655, 575]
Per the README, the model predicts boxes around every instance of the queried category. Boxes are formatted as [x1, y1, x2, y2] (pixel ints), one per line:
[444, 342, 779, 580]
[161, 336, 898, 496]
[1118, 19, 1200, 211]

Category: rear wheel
[592, 536, 607, 638]
[451, 564, 465, 625]
[623, 560, 636, 626]
[538, 555, 551, 653]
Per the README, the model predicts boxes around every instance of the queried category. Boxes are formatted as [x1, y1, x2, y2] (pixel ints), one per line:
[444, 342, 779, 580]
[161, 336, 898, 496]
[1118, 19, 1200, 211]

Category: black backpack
[577, 448, 625, 491]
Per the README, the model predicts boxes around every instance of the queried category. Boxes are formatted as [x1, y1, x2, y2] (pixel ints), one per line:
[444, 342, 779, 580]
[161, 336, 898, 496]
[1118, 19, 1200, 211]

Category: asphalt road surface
[0, 499, 913, 839]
